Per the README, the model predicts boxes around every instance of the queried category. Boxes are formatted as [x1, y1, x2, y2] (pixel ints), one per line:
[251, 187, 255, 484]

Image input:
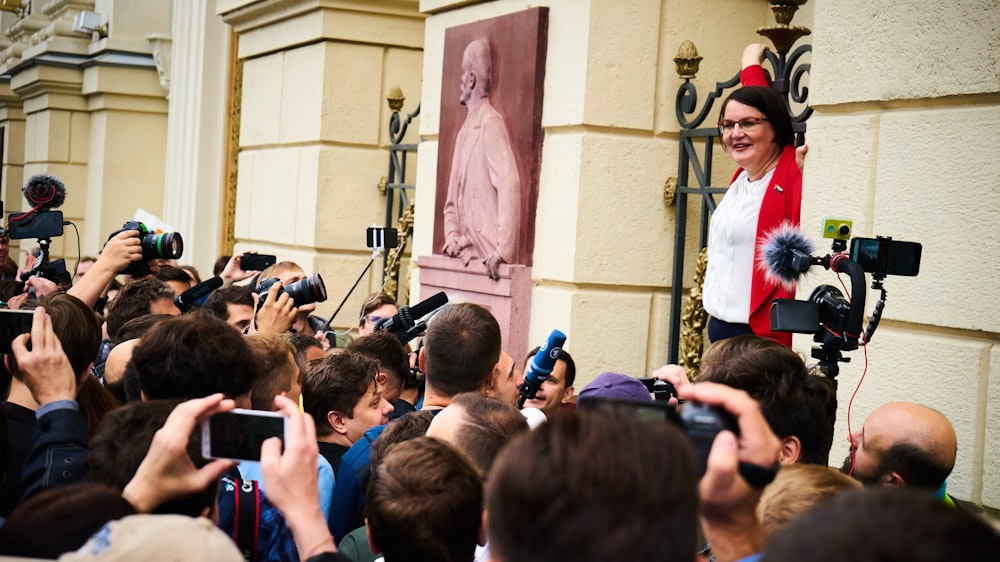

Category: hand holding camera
[106, 221, 183, 277]
[252, 280, 297, 334]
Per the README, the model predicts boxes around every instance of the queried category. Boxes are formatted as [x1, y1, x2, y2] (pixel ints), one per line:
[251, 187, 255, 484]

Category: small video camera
[822, 217, 853, 240]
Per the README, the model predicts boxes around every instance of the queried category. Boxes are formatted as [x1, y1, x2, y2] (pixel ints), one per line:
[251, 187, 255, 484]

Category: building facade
[0, 0, 996, 508]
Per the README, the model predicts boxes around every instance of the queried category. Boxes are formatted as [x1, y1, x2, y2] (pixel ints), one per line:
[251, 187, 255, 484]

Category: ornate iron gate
[378, 87, 421, 300]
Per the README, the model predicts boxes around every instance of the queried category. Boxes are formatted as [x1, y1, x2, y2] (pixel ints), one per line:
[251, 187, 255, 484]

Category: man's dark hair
[156, 264, 193, 286]
[131, 311, 258, 400]
[105, 278, 175, 341]
[720, 85, 795, 148]
[286, 333, 324, 382]
[762, 489, 1000, 562]
[446, 393, 528, 479]
[302, 352, 378, 437]
[487, 409, 698, 562]
[526, 345, 576, 388]
[366, 436, 483, 562]
[879, 442, 953, 490]
[116, 313, 173, 343]
[370, 410, 436, 470]
[9, 293, 101, 380]
[203, 286, 254, 321]
[346, 332, 410, 389]
[88, 399, 218, 518]
[423, 303, 500, 397]
[697, 335, 836, 465]
[213, 255, 231, 277]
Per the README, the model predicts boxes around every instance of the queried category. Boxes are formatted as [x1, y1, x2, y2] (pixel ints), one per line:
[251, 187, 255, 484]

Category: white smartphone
[200, 408, 287, 462]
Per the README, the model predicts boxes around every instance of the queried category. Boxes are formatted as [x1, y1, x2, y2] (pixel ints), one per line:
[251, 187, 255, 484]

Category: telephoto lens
[256, 274, 327, 308]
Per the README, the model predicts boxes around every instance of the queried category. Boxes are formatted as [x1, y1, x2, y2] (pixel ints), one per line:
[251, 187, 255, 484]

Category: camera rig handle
[806, 252, 868, 382]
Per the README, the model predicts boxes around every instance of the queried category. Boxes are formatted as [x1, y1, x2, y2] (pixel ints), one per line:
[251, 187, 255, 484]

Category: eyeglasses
[718, 117, 768, 136]
[365, 315, 385, 324]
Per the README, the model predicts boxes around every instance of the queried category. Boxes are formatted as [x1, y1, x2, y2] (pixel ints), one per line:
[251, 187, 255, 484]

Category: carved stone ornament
[145, 33, 172, 95]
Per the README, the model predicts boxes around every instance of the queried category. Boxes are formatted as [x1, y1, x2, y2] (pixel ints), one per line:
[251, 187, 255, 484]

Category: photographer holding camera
[249, 261, 329, 343]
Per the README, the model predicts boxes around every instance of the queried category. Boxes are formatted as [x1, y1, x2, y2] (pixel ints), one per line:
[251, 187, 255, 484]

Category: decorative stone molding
[145, 33, 172, 95]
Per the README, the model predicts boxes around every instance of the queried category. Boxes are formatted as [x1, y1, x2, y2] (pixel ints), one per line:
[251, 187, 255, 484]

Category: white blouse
[702, 167, 776, 324]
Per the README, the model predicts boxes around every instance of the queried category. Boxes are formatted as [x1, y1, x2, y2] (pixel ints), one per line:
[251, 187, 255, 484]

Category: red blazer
[728, 65, 802, 347]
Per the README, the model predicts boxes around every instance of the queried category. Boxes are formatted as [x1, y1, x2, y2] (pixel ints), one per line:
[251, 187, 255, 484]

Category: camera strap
[233, 478, 260, 562]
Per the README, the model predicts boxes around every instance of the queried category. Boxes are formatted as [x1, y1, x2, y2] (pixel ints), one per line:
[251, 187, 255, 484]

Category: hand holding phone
[123, 394, 238, 513]
[239, 253, 276, 272]
[201, 408, 288, 462]
[0, 308, 34, 353]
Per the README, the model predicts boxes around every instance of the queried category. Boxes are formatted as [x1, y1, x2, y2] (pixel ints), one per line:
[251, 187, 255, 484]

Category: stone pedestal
[417, 254, 531, 366]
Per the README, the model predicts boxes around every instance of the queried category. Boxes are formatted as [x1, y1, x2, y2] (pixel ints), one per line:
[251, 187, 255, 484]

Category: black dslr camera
[769, 231, 922, 381]
[108, 221, 184, 276]
[255, 274, 327, 310]
[578, 393, 737, 477]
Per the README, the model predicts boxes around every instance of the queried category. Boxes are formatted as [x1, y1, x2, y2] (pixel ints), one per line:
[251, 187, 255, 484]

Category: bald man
[840, 402, 957, 495]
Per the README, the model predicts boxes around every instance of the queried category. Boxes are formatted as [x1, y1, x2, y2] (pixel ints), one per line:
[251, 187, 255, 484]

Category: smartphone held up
[201, 409, 287, 463]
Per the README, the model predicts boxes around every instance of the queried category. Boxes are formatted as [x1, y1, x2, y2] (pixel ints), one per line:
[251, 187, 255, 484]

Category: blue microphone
[518, 329, 566, 408]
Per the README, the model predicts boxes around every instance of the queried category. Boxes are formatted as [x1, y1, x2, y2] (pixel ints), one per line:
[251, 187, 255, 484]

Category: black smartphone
[366, 226, 399, 250]
[200, 409, 287, 462]
[850, 237, 922, 277]
[0, 309, 34, 353]
[6, 210, 64, 240]
[240, 253, 276, 272]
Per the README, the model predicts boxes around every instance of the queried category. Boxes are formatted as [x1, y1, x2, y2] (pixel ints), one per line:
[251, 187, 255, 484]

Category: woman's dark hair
[0, 483, 136, 558]
[720, 85, 795, 148]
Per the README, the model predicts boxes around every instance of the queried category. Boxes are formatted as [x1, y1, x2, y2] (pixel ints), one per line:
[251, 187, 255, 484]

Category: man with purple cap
[577, 372, 652, 402]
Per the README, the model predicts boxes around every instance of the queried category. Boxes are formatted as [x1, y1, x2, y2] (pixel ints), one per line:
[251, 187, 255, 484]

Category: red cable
[845, 336, 870, 477]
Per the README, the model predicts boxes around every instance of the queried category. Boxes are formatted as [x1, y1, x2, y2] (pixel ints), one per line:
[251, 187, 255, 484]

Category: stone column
[160, 0, 230, 275]
[217, 0, 424, 329]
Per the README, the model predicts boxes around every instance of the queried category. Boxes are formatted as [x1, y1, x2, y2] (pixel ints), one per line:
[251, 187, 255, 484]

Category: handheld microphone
[760, 222, 817, 289]
[374, 291, 449, 344]
[518, 329, 567, 408]
[175, 276, 223, 312]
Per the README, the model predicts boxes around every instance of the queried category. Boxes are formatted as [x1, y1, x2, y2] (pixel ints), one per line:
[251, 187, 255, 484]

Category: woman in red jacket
[702, 44, 807, 347]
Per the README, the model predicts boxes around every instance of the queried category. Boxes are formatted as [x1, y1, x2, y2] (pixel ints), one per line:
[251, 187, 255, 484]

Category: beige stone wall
[0, 1, 169, 266]
[800, 0, 1000, 507]
[220, 0, 424, 331]
[416, 0, 998, 507]
[414, 0, 777, 380]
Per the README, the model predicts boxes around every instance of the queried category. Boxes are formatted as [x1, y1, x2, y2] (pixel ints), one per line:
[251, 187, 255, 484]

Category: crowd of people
[0, 43, 995, 561]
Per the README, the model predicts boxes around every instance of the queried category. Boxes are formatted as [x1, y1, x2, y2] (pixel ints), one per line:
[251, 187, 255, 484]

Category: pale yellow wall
[416, 0, 998, 508]
[221, 0, 424, 331]
[798, 0, 1000, 507]
[0, 1, 171, 268]
[414, 0, 776, 381]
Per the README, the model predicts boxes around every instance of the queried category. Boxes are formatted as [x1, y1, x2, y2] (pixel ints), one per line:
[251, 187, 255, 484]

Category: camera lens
[142, 232, 183, 260]
[837, 224, 851, 237]
[284, 273, 327, 308]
